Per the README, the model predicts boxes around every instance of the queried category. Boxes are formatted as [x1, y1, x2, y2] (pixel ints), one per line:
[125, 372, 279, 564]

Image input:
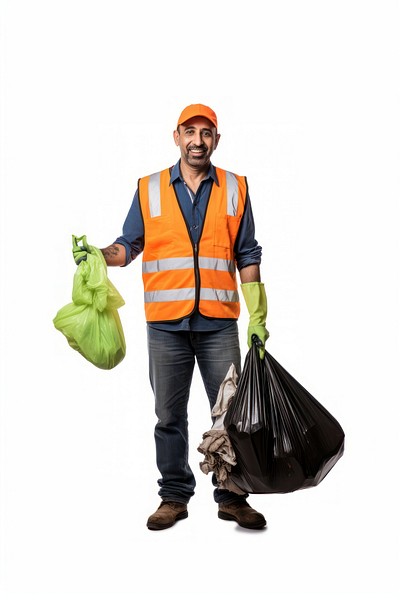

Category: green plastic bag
[53, 235, 126, 370]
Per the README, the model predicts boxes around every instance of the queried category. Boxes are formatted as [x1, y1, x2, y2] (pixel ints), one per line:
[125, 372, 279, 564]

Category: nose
[193, 131, 203, 146]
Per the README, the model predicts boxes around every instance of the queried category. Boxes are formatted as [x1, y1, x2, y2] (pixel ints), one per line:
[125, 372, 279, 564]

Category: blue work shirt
[114, 160, 262, 331]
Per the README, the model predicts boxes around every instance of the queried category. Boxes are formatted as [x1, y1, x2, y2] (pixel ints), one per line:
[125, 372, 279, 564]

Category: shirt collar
[169, 160, 220, 186]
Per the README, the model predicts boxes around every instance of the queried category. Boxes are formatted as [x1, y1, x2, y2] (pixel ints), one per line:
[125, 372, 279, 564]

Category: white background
[1, 1, 399, 599]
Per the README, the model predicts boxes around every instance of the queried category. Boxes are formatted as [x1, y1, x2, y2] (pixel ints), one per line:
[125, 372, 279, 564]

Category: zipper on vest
[193, 242, 200, 310]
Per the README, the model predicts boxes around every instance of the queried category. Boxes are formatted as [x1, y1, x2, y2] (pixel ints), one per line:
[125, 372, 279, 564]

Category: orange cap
[177, 104, 218, 129]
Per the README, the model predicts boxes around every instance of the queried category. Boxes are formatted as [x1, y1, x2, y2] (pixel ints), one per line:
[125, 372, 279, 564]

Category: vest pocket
[145, 215, 174, 254]
[213, 214, 242, 249]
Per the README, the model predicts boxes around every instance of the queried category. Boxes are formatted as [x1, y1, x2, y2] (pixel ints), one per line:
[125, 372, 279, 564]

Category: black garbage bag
[224, 337, 345, 494]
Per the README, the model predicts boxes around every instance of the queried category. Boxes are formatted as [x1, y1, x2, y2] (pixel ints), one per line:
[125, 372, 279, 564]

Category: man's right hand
[72, 235, 92, 265]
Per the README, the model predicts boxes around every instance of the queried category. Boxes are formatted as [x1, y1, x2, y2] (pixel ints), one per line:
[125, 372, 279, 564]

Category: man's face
[173, 117, 220, 169]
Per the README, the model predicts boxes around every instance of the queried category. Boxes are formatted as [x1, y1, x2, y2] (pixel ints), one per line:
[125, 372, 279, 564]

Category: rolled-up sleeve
[113, 190, 144, 266]
[234, 195, 262, 271]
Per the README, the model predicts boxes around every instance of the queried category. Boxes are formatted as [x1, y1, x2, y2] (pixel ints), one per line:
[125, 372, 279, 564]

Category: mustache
[188, 145, 206, 151]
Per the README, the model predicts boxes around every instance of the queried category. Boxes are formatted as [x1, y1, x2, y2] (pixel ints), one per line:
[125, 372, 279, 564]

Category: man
[79, 104, 269, 530]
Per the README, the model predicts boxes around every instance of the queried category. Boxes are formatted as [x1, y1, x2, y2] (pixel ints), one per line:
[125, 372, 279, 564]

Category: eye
[202, 131, 211, 137]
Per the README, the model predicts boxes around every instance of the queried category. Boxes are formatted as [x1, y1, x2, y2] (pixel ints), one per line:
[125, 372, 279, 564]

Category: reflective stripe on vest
[142, 256, 235, 274]
[138, 167, 247, 322]
[148, 172, 162, 217]
[144, 287, 240, 304]
[226, 170, 239, 216]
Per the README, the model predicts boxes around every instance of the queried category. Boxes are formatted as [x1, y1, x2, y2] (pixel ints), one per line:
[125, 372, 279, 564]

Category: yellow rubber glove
[72, 234, 94, 265]
[241, 282, 269, 359]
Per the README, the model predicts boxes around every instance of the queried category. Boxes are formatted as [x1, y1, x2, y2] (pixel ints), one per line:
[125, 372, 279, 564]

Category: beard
[184, 145, 211, 168]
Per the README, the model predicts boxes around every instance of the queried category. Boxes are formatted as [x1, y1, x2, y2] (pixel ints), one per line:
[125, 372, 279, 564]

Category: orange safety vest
[138, 166, 248, 322]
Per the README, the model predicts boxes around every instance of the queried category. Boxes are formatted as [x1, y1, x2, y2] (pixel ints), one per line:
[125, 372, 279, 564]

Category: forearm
[240, 265, 269, 355]
[101, 243, 126, 266]
[239, 264, 261, 283]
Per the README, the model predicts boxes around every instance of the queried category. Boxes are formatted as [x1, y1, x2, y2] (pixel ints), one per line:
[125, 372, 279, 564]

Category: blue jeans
[147, 322, 247, 504]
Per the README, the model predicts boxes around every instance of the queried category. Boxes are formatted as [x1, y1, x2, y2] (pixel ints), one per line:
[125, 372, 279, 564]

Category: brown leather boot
[146, 501, 188, 530]
[218, 500, 267, 529]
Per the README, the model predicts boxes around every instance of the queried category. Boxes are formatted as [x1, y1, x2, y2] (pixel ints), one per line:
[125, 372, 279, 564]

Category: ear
[173, 129, 180, 146]
[214, 133, 221, 150]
